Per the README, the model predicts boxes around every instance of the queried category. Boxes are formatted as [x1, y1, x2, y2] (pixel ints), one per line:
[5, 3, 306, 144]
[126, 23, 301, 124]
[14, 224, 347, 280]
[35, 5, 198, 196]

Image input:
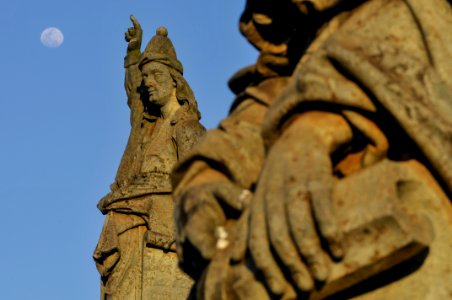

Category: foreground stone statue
[173, 0, 452, 299]
[93, 16, 204, 299]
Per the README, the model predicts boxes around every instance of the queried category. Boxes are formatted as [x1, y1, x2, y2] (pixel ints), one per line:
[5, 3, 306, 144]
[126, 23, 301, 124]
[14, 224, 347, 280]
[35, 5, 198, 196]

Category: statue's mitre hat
[139, 26, 184, 74]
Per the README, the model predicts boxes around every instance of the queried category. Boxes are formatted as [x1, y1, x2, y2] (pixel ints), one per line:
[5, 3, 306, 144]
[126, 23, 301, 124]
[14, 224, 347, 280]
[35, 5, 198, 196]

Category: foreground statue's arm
[173, 96, 270, 277]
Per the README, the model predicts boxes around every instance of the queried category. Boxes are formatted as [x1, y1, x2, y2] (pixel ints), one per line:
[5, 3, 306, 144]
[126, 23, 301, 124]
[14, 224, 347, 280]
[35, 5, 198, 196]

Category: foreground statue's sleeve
[173, 104, 264, 192]
[172, 77, 290, 281]
[173, 77, 289, 192]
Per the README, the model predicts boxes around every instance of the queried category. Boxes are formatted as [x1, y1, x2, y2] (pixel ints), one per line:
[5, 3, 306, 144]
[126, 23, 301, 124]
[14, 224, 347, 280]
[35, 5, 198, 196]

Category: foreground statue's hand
[125, 15, 142, 52]
[175, 176, 251, 277]
[249, 111, 353, 295]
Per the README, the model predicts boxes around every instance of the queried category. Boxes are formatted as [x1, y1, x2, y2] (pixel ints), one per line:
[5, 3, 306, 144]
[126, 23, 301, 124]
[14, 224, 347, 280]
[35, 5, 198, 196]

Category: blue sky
[0, 1, 256, 299]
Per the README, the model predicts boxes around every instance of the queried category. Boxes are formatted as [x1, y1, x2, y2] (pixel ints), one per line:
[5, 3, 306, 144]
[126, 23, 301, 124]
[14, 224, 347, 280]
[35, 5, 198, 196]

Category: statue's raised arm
[123, 15, 143, 110]
[113, 15, 145, 188]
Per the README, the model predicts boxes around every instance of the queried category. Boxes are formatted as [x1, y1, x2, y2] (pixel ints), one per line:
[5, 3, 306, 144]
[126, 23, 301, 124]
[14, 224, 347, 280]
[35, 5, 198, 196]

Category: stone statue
[93, 16, 205, 300]
[172, 0, 452, 299]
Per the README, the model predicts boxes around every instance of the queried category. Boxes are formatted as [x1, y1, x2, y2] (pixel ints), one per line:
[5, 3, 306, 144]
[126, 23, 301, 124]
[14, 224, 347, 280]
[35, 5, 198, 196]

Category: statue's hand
[125, 15, 142, 52]
[175, 179, 251, 278]
[249, 112, 351, 296]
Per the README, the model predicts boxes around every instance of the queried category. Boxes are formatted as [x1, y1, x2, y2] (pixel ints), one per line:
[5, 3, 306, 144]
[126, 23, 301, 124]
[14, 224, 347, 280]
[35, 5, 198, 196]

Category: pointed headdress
[138, 26, 184, 74]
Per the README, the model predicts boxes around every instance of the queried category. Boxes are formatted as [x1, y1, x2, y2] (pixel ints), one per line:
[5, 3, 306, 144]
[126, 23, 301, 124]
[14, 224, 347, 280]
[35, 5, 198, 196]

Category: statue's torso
[140, 117, 178, 176]
[96, 113, 199, 300]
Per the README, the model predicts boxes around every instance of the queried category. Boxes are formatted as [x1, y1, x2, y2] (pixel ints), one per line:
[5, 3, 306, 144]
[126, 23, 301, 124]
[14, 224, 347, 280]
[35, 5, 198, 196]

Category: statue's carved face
[141, 62, 176, 107]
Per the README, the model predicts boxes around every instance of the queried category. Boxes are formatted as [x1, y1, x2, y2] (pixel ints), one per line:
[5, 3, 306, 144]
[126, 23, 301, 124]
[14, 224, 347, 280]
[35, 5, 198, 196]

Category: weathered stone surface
[141, 248, 193, 299]
[345, 160, 452, 299]
[171, 0, 452, 299]
[311, 159, 439, 299]
[94, 16, 204, 299]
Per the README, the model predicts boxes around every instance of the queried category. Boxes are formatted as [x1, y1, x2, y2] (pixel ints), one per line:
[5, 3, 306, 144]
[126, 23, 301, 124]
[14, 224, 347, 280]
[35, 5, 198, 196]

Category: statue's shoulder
[169, 105, 205, 145]
[173, 117, 205, 144]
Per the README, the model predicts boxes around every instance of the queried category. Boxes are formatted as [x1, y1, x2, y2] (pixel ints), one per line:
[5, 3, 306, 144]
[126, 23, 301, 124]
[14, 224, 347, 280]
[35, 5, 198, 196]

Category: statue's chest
[140, 119, 178, 174]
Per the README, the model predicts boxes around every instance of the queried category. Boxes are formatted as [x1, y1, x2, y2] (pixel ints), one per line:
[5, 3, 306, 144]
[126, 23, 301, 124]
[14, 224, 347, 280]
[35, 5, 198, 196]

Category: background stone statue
[172, 0, 452, 299]
[93, 16, 205, 300]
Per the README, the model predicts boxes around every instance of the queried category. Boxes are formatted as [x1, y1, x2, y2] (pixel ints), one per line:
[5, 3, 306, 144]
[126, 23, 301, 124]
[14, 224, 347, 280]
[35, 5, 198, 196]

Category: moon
[40, 27, 64, 48]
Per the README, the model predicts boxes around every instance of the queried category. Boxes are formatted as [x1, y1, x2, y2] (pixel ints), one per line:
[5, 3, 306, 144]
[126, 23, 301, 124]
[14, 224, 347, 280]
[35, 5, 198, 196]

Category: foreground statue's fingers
[184, 201, 226, 259]
[211, 182, 252, 212]
[229, 265, 271, 300]
[231, 207, 250, 262]
[198, 242, 231, 299]
[249, 173, 289, 296]
[286, 188, 331, 281]
[266, 168, 314, 291]
[181, 188, 227, 259]
[308, 154, 344, 259]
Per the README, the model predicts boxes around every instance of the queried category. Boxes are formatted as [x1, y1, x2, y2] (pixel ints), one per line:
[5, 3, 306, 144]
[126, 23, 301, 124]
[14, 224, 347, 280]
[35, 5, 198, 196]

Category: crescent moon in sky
[40, 27, 64, 48]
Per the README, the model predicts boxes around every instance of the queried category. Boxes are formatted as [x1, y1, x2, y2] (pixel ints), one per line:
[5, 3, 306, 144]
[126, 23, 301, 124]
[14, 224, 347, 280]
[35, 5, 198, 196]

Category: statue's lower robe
[97, 193, 193, 300]
[99, 223, 192, 300]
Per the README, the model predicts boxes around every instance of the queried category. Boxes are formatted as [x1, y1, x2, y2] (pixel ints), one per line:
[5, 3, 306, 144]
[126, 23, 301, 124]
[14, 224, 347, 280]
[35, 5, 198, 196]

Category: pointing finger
[130, 15, 142, 31]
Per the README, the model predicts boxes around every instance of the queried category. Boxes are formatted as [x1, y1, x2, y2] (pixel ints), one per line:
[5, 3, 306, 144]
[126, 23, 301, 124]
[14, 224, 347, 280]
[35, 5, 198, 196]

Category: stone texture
[344, 160, 452, 299]
[311, 159, 440, 299]
[141, 248, 193, 299]
[172, 0, 452, 299]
